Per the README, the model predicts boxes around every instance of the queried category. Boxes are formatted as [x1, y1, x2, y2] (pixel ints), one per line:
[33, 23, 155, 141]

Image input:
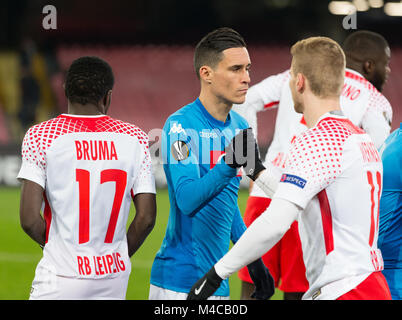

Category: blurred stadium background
[0, 0, 401, 300]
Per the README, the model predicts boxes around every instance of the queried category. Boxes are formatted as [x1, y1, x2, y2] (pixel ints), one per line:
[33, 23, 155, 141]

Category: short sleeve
[132, 135, 156, 195]
[17, 126, 46, 188]
[361, 93, 392, 149]
[274, 126, 344, 209]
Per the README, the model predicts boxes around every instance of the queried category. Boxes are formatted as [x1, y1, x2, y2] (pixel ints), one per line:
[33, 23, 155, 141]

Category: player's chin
[232, 93, 247, 104]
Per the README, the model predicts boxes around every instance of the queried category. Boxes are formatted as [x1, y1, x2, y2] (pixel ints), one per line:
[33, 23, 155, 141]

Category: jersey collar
[59, 113, 109, 119]
[314, 110, 346, 127]
[345, 68, 365, 79]
[195, 98, 232, 128]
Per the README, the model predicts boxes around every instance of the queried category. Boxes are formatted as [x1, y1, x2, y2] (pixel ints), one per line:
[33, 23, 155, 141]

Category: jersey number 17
[76, 169, 127, 244]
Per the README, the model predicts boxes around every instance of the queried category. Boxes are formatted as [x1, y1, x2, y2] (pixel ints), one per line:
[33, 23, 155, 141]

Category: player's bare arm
[19, 179, 46, 247]
[127, 193, 156, 257]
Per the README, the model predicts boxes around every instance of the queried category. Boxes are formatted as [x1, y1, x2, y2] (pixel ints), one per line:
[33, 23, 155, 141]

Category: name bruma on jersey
[75, 140, 118, 161]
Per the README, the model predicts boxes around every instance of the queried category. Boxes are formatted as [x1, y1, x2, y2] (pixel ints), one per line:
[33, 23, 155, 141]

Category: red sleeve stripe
[318, 189, 334, 255]
[263, 101, 279, 109]
[43, 193, 52, 244]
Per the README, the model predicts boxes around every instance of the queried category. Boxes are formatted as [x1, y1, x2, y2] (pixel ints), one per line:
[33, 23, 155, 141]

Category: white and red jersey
[274, 112, 384, 300]
[232, 68, 393, 198]
[17, 114, 156, 279]
[341, 69, 392, 147]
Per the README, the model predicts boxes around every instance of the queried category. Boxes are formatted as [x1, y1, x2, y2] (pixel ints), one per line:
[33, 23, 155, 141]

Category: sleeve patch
[171, 140, 190, 161]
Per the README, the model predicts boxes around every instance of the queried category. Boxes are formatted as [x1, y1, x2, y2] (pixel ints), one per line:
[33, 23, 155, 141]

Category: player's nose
[242, 69, 250, 84]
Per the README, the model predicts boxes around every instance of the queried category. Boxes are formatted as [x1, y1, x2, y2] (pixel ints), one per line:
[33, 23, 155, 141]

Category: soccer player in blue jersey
[149, 27, 274, 300]
[378, 123, 402, 300]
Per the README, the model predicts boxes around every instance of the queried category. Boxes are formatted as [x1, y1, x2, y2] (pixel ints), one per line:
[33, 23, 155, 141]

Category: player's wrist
[187, 266, 223, 300]
[208, 266, 224, 284]
[247, 161, 266, 181]
[247, 258, 275, 300]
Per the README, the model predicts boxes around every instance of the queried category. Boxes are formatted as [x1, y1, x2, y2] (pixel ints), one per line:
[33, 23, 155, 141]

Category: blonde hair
[290, 37, 346, 98]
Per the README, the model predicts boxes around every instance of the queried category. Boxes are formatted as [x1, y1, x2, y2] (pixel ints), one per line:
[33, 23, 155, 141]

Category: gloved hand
[187, 266, 223, 300]
[247, 258, 275, 300]
[224, 128, 265, 181]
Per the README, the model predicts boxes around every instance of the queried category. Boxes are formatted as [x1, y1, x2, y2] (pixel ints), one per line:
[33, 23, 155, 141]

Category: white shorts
[149, 284, 230, 300]
[29, 262, 130, 300]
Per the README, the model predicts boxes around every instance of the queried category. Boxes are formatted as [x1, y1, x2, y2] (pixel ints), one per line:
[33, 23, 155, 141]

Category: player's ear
[199, 65, 213, 84]
[296, 73, 305, 94]
[363, 59, 375, 76]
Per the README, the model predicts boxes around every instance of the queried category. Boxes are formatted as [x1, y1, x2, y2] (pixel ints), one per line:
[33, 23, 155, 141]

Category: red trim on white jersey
[18, 112, 156, 282]
[21, 115, 150, 173]
[43, 193, 52, 244]
[263, 101, 279, 109]
[317, 190, 334, 255]
[367, 170, 382, 247]
[345, 70, 377, 93]
[274, 112, 384, 299]
[316, 116, 365, 135]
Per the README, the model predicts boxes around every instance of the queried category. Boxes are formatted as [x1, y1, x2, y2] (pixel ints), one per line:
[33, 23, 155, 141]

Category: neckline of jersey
[195, 98, 231, 128]
[315, 111, 347, 127]
[59, 113, 109, 119]
[345, 68, 365, 80]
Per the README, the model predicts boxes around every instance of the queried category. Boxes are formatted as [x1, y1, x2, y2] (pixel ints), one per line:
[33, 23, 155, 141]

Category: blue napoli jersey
[150, 98, 248, 296]
[378, 124, 402, 299]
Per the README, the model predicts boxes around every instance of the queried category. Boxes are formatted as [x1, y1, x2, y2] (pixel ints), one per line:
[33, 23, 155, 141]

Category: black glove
[247, 258, 275, 300]
[244, 137, 265, 181]
[224, 128, 265, 181]
[187, 266, 223, 300]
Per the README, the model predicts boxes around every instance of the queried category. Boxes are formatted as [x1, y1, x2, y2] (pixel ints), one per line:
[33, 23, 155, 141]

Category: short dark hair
[343, 30, 388, 60]
[64, 56, 114, 106]
[194, 27, 246, 79]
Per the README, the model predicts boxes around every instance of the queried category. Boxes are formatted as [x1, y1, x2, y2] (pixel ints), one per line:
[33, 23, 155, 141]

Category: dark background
[2, 0, 402, 48]
[0, 0, 401, 187]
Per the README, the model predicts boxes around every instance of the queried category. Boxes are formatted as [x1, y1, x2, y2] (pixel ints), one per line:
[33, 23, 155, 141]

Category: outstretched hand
[187, 266, 223, 300]
[224, 128, 265, 180]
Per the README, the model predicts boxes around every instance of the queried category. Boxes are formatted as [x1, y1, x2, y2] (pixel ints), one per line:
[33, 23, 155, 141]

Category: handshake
[224, 128, 265, 181]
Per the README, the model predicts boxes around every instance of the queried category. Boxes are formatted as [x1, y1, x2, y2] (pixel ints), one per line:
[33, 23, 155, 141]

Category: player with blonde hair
[234, 30, 392, 300]
[188, 36, 392, 300]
